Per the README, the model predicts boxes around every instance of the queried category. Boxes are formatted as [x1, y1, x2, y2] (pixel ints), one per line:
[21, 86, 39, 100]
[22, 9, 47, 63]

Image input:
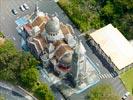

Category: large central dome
[45, 16, 60, 33]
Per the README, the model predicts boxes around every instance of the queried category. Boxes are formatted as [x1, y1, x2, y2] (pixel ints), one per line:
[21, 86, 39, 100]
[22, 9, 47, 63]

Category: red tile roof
[35, 34, 47, 49]
[23, 24, 32, 32]
[54, 45, 72, 61]
[53, 40, 65, 49]
[60, 23, 70, 35]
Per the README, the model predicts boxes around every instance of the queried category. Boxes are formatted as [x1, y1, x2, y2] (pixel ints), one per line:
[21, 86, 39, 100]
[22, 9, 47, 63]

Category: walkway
[0, 82, 36, 100]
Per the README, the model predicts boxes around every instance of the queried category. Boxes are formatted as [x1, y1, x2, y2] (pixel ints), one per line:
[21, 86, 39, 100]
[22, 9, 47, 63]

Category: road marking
[107, 74, 112, 78]
[99, 73, 114, 79]
[106, 74, 111, 78]
[78, 33, 86, 37]
[12, 36, 16, 41]
[101, 74, 105, 78]
[113, 72, 117, 76]
[111, 73, 115, 77]
[104, 74, 107, 78]
[96, 63, 99, 65]
[99, 75, 103, 79]
[55, 12, 58, 16]
[109, 73, 113, 77]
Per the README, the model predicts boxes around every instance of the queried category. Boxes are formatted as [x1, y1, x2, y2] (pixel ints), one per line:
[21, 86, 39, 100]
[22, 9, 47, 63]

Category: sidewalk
[0, 81, 37, 100]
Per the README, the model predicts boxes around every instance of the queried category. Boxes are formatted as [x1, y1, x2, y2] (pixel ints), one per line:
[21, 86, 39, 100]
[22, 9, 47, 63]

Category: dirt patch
[0, 38, 5, 46]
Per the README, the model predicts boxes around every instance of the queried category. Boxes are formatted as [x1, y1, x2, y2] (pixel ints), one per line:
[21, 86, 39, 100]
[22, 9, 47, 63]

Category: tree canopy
[58, 0, 133, 40]
[20, 67, 39, 88]
[0, 40, 39, 83]
[0, 39, 54, 100]
[86, 84, 120, 100]
[34, 83, 54, 100]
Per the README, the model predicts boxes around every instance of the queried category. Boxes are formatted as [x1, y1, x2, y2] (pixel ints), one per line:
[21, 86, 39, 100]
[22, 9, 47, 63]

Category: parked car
[11, 9, 18, 15]
[23, 3, 29, 10]
[20, 5, 25, 11]
[122, 92, 130, 100]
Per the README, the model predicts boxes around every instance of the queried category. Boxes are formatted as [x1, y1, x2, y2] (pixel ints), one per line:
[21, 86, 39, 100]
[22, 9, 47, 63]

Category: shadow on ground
[86, 40, 118, 77]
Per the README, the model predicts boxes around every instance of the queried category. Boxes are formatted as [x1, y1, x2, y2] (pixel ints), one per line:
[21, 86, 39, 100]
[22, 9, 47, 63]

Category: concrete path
[0, 82, 36, 100]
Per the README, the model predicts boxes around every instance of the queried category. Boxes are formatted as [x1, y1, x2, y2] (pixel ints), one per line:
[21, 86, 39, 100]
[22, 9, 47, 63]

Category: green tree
[102, 1, 114, 17]
[0, 40, 18, 83]
[0, 39, 53, 100]
[0, 40, 17, 67]
[0, 39, 39, 83]
[86, 84, 120, 100]
[18, 52, 39, 71]
[20, 67, 39, 88]
[115, 0, 133, 10]
[34, 83, 54, 100]
[58, 0, 133, 40]
[0, 32, 4, 37]
[0, 68, 16, 83]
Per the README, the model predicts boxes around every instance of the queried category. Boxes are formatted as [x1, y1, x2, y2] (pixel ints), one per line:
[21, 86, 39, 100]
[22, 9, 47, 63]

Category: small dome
[45, 16, 60, 33]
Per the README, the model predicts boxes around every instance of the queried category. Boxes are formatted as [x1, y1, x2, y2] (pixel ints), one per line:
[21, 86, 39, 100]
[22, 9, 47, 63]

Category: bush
[34, 83, 54, 100]
[20, 67, 39, 89]
[87, 84, 120, 100]
[0, 32, 4, 37]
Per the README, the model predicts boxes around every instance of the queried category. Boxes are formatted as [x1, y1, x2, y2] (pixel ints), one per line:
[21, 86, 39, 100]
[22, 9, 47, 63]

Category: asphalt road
[0, 0, 36, 49]
[0, 0, 130, 100]
[0, 82, 31, 100]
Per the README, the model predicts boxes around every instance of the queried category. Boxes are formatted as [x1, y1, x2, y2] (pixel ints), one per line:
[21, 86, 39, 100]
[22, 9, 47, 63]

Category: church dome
[45, 16, 60, 33]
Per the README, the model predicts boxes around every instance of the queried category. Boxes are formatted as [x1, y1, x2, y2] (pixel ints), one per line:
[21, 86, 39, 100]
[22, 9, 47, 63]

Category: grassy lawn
[120, 68, 133, 95]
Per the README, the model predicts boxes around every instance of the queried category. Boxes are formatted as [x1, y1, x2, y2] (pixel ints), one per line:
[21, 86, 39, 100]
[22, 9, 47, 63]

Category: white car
[122, 92, 130, 100]
[23, 3, 29, 10]
[20, 5, 25, 11]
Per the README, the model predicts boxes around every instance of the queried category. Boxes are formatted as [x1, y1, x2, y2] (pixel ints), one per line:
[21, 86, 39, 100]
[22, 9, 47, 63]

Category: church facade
[18, 4, 99, 95]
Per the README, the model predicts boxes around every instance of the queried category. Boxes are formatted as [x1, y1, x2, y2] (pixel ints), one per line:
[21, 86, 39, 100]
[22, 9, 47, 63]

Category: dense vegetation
[58, 0, 133, 40]
[34, 83, 54, 100]
[0, 39, 54, 100]
[86, 83, 120, 100]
